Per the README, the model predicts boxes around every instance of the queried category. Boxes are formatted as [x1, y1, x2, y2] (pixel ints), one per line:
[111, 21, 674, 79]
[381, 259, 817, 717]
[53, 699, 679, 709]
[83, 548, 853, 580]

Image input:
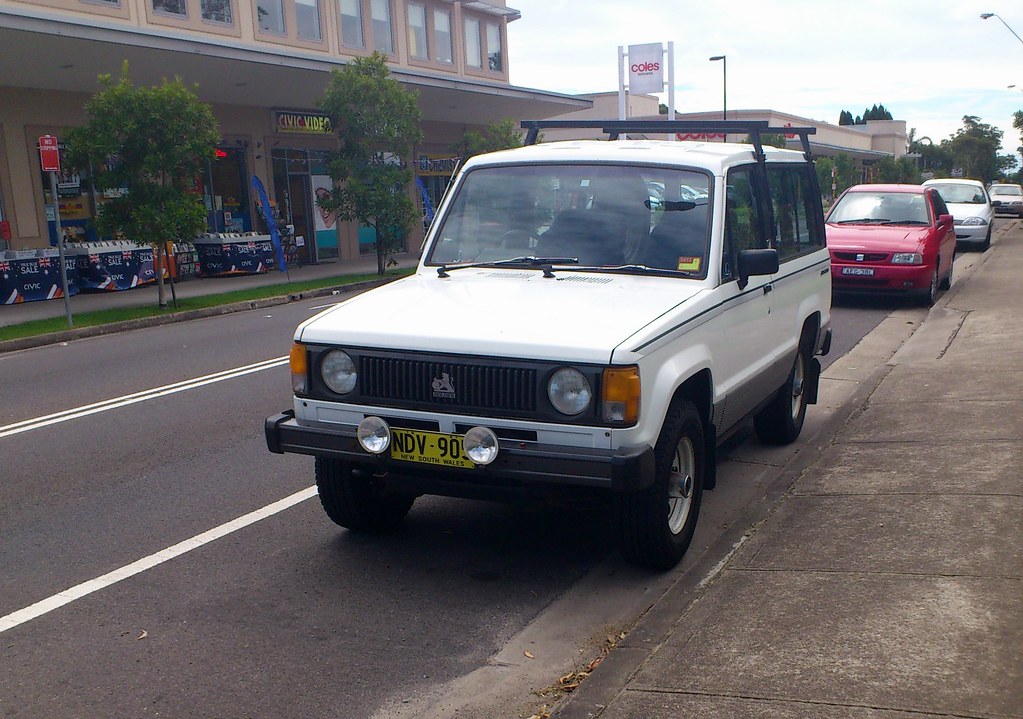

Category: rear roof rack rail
[519, 119, 817, 162]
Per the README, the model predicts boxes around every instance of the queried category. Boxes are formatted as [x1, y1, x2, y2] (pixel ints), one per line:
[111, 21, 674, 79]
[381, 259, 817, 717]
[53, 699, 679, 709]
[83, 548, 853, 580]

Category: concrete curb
[0, 277, 394, 354]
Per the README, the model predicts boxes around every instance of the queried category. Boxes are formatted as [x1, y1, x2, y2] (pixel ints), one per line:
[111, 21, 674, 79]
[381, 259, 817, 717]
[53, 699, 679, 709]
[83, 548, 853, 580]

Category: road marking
[0, 486, 317, 634]
[0, 356, 288, 439]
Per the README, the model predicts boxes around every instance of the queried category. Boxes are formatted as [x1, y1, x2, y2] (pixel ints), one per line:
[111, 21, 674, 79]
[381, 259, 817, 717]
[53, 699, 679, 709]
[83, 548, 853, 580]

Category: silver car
[988, 183, 1023, 218]
[922, 178, 994, 251]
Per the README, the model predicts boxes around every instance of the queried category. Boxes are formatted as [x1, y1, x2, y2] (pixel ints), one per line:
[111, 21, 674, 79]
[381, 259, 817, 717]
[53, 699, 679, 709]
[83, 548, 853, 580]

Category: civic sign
[38, 135, 60, 172]
[628, 43, 663, 94]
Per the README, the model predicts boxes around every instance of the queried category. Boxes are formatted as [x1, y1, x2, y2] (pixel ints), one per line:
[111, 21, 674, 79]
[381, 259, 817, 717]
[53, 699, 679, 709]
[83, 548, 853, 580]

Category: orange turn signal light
[602, 366, 640, 425]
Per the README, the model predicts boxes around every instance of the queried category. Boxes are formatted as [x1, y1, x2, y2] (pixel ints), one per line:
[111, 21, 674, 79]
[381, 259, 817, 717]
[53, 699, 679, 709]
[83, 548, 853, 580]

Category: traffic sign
[38, 135, 60, 173]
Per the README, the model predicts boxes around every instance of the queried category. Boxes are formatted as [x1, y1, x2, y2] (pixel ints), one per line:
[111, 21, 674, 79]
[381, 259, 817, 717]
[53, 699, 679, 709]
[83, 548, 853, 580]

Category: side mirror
[991, 199, 1002, 207]
[938, 213, 954, 225]
[736, 248, 779, 290]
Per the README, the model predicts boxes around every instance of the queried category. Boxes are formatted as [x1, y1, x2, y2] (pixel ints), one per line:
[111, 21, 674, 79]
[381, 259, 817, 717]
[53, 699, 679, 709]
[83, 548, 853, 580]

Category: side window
[766, 164, 824, 262]
[929, 190, 949, 219]
[722, 166, 764, 280]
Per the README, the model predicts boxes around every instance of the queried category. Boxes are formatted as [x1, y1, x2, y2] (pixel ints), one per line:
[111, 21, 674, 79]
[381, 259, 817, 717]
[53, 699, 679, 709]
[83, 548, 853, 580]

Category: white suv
[266, 120, 832, 570]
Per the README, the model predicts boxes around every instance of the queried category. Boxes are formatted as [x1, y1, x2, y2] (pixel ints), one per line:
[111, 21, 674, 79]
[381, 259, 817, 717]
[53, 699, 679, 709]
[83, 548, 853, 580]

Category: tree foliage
[64, 63, 219, 308]
[451, 119, 523, 161]
[940, 115, 1014, 183]
[743, 133, 787, 149]
[839, 104, 892, 125]
[871, 156, 921, 184]
[318, 53, 423, 274]
[815, 153, 860, 202]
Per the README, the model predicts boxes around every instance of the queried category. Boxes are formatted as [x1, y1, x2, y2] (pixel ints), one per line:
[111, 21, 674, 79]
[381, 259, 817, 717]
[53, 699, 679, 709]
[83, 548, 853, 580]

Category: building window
[407, 3, 428, 60]
[434, 7, 452, 63]
[257, 0, 286, 34]
[464, 17, 481, 68]
[370, 0, 393, 54]
[85, 0, 121, 5]
[486, 21, 502, 71]
[153, 0, 186, 16]
[200, 0, 232, 23]
[296, 0, 322, 40]
[339, 0, 364, 48]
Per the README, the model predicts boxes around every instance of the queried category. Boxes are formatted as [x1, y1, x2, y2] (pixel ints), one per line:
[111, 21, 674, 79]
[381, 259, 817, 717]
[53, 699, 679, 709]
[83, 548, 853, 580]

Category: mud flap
[804, 357, 822, 405]
[704, 422, 717, 490]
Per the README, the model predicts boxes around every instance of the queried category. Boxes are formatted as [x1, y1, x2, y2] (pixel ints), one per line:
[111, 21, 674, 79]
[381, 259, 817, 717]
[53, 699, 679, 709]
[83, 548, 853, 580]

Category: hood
[297, 268, 704, 363]
[826, 224, 930, 252]
[943, 201, 992, 220]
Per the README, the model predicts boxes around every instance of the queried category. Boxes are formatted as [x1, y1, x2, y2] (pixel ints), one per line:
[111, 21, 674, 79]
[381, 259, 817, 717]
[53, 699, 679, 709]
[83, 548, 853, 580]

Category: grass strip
[0, 269, 412, 342]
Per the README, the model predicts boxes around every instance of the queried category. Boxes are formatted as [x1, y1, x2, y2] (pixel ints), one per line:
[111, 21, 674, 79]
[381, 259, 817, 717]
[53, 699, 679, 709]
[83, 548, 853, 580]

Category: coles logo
[631, 61, 660, 73]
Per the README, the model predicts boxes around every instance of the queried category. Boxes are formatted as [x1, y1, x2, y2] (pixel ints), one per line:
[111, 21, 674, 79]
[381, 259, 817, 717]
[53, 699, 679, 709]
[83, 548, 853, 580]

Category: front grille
[833, 252, 887, 262]
[360, 356, 537, 413]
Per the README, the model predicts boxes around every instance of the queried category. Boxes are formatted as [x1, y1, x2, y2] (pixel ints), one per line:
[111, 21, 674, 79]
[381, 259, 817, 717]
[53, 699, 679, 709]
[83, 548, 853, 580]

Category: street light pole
[709, 55, 726, 122]
[980, 13, 1023, 46]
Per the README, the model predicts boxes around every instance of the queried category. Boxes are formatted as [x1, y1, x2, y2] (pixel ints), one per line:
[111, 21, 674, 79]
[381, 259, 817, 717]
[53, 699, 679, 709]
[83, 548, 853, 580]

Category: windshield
[991, 185, 1022, 196]
[426, 164, 712, 277]
[927, 183, 987, 204]
[827, 191, 930, 225]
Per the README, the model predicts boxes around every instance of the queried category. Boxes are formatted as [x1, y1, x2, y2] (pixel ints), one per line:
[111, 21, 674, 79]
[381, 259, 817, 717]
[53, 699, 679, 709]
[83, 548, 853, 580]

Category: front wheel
[615, 400, 704, 571]
[754, 346, 808, 445]
[315, 457, 414, 532]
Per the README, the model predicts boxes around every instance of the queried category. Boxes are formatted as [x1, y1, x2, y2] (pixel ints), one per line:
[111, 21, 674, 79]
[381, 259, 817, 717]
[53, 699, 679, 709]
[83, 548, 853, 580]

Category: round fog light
[357, 416, 391, 454]
[463, 426, 499, 465]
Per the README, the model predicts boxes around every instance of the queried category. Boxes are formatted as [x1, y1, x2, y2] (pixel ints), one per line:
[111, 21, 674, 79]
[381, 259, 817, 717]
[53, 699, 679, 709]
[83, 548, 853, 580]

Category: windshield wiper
[436, 256, 579, 277]
[834, 218, 891, 225]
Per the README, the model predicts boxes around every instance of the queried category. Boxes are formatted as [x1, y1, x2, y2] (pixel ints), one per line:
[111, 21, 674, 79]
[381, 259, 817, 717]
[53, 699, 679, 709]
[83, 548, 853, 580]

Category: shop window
[464, 17, 481, 68]
[153, 0, 187, 16]
[407, 3, 427, 60]
[433, 7, 452, 63]
[339, 0, 364, 48]
[296, 0, 322, 40]
[486, 22, 502, 71]
[257, 0, 286, 34]
[200, 0, 232, 23]
[370, 0, 393, 54]
[204, 146, 251, 234]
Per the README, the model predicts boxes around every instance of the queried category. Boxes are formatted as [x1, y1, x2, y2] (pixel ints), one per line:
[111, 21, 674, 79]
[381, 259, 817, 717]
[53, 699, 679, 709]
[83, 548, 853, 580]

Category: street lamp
[709, 55, 726, 122]
[980, 13, 1023, 46]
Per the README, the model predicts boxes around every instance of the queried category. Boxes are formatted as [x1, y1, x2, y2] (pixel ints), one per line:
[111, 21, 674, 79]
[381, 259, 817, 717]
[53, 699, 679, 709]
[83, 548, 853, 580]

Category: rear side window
[722, 166, 764, 280]
[766, 164, 824, 261]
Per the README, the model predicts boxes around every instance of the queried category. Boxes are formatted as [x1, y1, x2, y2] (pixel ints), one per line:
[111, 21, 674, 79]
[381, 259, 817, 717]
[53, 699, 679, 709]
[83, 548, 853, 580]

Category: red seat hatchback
[826, 184, 956, 306]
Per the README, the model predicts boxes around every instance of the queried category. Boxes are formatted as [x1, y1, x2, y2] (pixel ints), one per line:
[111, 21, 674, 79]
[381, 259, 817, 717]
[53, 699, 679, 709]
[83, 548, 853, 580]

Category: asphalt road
[0, 242, 985, 717]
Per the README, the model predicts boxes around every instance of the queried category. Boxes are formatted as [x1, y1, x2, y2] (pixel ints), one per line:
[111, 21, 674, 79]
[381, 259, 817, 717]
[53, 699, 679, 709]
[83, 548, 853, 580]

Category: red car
[826, 184, 956, 306]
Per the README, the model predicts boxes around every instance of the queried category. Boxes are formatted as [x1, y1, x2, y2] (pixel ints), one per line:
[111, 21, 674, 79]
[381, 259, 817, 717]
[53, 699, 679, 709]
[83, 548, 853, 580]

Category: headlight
[357, 416, 390, 454]
[548, 367, 592, 415]
[463, 426, 499, 465]
[960, 216, 988, 226]
[891, 253, 923, 265]
[321, 349, 358, 394]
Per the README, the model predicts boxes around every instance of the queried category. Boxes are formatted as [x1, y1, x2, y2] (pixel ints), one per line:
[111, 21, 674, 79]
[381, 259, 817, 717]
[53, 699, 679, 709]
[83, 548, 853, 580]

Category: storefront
[202, 145, 252, 234]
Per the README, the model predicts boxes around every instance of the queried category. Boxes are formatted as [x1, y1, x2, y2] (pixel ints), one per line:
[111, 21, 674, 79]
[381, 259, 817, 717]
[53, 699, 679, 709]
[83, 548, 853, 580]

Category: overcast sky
[506, 0, 1023, 157]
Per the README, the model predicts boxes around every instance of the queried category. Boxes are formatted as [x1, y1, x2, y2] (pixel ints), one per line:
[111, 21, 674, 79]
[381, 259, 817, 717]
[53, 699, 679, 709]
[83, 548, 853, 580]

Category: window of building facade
[464, 16, 481, 68]
[407, 3, 428, 60]
[86, 0, 121, 5]
[339, 0, 364, 48]
[200, 0, 232, 23]
[433, 7, 452, 63]
[485, 21, 502, 71]
[257, 0, 286, 34]
[153, 0, 187, 16]
[370, 0, 393, 54]
[296, 0, 322, 40]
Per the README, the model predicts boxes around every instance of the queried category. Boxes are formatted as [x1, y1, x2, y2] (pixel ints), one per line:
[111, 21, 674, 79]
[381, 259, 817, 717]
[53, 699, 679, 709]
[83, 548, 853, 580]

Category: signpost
[39, 135, 73, 327]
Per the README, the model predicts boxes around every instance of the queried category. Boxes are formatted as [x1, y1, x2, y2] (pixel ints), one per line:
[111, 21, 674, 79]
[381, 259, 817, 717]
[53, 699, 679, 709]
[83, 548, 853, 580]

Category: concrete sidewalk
[556, 227, 1023, 717]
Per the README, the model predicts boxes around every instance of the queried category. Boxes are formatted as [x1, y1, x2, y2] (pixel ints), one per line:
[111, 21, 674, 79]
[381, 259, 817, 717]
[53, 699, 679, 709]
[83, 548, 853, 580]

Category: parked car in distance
[826, 183, 956, 306]
[988, 183, 1023, 218]
[922, 178, 994, 250]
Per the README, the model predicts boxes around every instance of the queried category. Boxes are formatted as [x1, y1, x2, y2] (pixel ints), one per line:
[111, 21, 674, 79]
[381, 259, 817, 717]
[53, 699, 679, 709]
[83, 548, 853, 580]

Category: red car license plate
[841, 267, 875, 276]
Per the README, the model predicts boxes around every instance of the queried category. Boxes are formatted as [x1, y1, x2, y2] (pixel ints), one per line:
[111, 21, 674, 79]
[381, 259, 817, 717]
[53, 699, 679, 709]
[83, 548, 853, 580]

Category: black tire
[615, 400, 704, 571]
[980, 227, 991, 251]
[939, 253, 953, 291]
[315, 457, 414, 532]
[754, 344, 809, 445]
[919, 266, 939, 307]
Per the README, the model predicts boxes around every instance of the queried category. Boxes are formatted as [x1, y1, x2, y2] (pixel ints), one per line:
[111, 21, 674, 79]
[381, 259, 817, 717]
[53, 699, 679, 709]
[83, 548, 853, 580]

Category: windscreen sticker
[677, 256, 702, 272]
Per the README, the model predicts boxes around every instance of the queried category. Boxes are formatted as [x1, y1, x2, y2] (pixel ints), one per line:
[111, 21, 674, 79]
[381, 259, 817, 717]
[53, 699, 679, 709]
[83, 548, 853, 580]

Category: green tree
[65, 63, 219, 309]
[742, 132, 787, 149]
[318, 52, 423, 275]
[942, 115, 1012, 183]
[451, 118, 523, 161]
[872, 156, 922, 184]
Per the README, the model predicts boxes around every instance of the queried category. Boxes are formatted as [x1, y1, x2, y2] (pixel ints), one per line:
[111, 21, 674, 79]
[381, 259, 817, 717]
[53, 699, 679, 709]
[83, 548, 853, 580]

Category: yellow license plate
[390, 428, 475, 469]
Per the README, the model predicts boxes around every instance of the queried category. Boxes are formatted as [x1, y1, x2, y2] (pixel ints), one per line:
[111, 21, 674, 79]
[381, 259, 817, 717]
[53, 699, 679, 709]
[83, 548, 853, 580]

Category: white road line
[0, 486, 318, 634]
[0, 356, 288, 438]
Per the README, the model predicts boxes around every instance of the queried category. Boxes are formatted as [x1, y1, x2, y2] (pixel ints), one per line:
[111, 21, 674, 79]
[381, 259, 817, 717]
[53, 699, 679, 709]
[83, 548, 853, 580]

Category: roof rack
[519, 119, 817, 162]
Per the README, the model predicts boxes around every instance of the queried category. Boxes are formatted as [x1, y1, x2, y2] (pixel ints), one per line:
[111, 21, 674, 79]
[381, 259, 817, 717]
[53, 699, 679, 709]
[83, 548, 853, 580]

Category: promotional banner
[76, 246, 157, 291]
[194, 236, 276, 276]
[251, 175, 287, 272]
[628, 43, 664, 94]
[0, 254, 79, 304]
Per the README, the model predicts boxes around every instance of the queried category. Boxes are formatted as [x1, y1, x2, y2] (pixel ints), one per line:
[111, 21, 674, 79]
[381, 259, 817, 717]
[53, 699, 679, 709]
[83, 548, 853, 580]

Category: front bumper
[265, 411, 655, 494]
[831, 263, 933, 294]
[953, 223, 989, 244]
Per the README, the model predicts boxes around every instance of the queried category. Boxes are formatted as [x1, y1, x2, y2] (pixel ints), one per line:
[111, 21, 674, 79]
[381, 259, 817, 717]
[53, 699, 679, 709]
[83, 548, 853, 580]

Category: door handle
[763, 284, 773, 294]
